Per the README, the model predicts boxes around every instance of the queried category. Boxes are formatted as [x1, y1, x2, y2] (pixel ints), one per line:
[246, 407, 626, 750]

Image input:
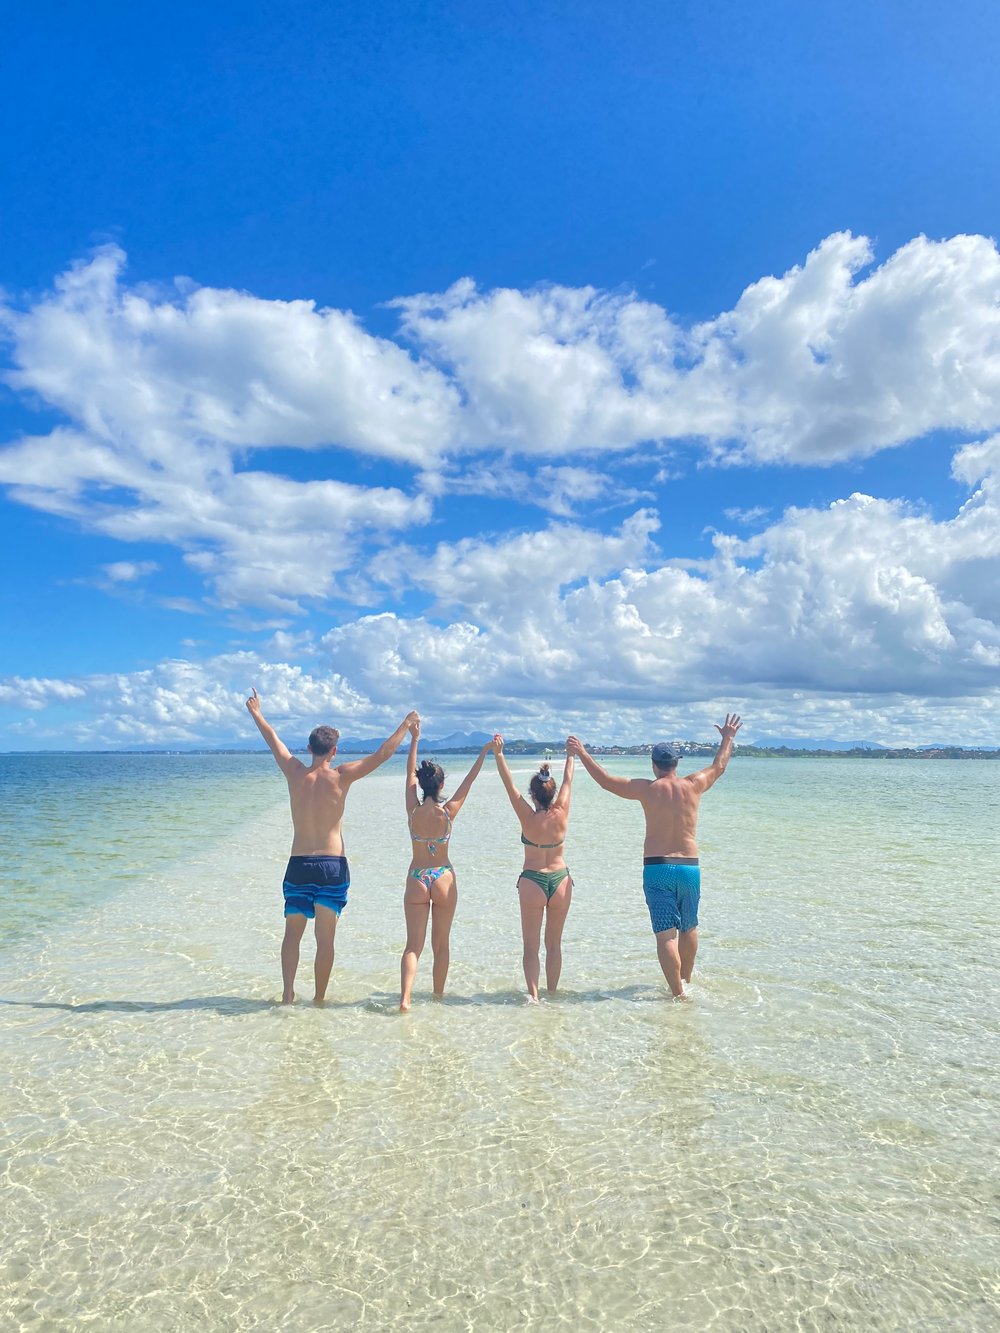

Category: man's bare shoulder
[286, 760, 337, 787]
[644, 776, 695, 799]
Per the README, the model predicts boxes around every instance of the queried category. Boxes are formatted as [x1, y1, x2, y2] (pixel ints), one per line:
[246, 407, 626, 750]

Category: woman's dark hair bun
[417, 758, 445, 800]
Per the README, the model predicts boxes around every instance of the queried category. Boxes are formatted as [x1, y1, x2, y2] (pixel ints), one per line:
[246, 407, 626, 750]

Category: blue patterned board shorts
[642, 857, 700, 933]
[282, 855, 350, 918]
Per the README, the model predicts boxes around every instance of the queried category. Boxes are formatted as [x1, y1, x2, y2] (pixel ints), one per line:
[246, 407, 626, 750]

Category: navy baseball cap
[651, 741, 681, 765]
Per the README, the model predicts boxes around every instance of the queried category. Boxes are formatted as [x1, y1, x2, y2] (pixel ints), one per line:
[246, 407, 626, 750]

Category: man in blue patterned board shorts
[568, 714, 742, 999]
[247, 688, 419, 1005]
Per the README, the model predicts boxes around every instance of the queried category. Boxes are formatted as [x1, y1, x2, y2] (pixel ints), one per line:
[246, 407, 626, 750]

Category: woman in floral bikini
[399, 718, 493, 1010]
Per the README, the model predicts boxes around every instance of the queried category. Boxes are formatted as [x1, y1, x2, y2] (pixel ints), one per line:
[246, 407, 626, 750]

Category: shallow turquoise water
[1, 754, 998, 1330]
[0, 752, 278, 948]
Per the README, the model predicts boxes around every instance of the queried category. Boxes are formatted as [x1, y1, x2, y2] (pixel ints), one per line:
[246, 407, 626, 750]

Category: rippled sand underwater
[2, 754, 999, 1330]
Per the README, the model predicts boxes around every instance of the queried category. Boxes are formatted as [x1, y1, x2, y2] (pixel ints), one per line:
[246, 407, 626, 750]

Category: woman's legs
[543, 876, 573, 992]
[400, 884, 431, 1011]
[429, 874, 458, 997]
[518, 878, 546, 1001]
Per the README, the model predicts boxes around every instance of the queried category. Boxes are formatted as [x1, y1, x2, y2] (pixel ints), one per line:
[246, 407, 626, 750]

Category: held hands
[716, 713, 743, 741]
[566, 735, 585, 758]
[492, 733, 504, 755]
[246, 687, 262, 717]
[408, 714, 420, 738]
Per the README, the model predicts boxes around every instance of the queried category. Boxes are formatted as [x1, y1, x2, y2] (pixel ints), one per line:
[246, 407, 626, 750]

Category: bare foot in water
[281, 991, 296, 1005]
[313, 997, 326, 1008]
[399, 998, 411, 1012]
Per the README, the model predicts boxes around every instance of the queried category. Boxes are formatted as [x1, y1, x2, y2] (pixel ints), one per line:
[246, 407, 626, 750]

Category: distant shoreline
[3, 744, 998, 760]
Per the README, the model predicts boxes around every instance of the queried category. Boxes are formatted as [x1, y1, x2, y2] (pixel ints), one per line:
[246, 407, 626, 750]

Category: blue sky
[2, 1, 999, 748]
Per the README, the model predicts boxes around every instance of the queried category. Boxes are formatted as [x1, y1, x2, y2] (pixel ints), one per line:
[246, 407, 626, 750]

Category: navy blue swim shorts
[642, 857, 700, 933]
[282, 855, 350, 919]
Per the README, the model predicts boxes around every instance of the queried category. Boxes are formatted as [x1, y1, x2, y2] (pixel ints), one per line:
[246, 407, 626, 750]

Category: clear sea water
[1, 752, 998, 1331]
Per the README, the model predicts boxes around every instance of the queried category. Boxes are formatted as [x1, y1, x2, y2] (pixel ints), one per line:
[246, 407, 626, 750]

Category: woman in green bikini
[400, 718, 493, 1011]
[493, 735, 575, 1002]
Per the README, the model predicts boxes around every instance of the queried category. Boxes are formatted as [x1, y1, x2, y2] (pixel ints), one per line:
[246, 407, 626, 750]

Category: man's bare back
[567, 715, 742, 998]
[284, 763, 351, 856]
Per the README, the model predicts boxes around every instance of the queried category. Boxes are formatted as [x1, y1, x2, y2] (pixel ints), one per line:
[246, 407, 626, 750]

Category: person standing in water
[400, 720, 494, 1011]
[246, 688, 418, 1005]
[492, 736, 575, 1003]
[567, 714, 742, 999]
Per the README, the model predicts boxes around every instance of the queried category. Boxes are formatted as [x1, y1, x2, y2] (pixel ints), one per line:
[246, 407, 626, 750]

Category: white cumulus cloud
[3, 233, 1000, 618]
[0, 677, 87, 710]
[395, 232, 1000, 462]
[2, 246, 459, 463]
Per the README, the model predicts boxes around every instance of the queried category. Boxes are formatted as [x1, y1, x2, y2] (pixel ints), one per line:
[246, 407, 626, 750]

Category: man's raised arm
[566, 736, 646, 800]
[338, 711, 420, 784]
[687, 713, 743, 794]
[246, 688, 299, 774]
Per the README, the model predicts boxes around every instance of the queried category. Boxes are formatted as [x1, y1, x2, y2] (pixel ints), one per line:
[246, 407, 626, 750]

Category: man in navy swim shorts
[247, 689, 418, 1005]
[568, 713, 742, 999]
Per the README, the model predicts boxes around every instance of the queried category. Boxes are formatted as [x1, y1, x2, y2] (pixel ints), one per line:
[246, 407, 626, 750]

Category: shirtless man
[246, 688, 418, 1004]
[567, 714, 742, 998]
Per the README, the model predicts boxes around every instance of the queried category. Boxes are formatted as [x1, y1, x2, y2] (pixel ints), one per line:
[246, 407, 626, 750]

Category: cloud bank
[3, 234, 1000, 744]
[3, 439, 1000, 746]
[4, 233, 999, 485]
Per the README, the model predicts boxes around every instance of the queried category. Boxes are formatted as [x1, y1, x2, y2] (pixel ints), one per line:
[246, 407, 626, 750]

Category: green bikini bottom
[518, 868, 571, 900]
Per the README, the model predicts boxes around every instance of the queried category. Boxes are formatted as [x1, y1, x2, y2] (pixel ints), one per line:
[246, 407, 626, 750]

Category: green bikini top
[521, 832, 564, 849]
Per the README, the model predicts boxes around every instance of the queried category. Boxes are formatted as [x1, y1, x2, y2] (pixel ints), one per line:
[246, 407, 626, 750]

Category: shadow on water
[2, 983, 671, 1018]
[0, 994, 279, 1016]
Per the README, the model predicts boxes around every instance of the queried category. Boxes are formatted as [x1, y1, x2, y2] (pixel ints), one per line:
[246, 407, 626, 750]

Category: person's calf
[655, 932, 684, 998]
[678, 927, 699, 984]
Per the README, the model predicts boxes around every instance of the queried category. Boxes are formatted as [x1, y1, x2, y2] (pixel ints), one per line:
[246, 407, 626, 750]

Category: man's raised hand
[715, 713, 743, 740]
